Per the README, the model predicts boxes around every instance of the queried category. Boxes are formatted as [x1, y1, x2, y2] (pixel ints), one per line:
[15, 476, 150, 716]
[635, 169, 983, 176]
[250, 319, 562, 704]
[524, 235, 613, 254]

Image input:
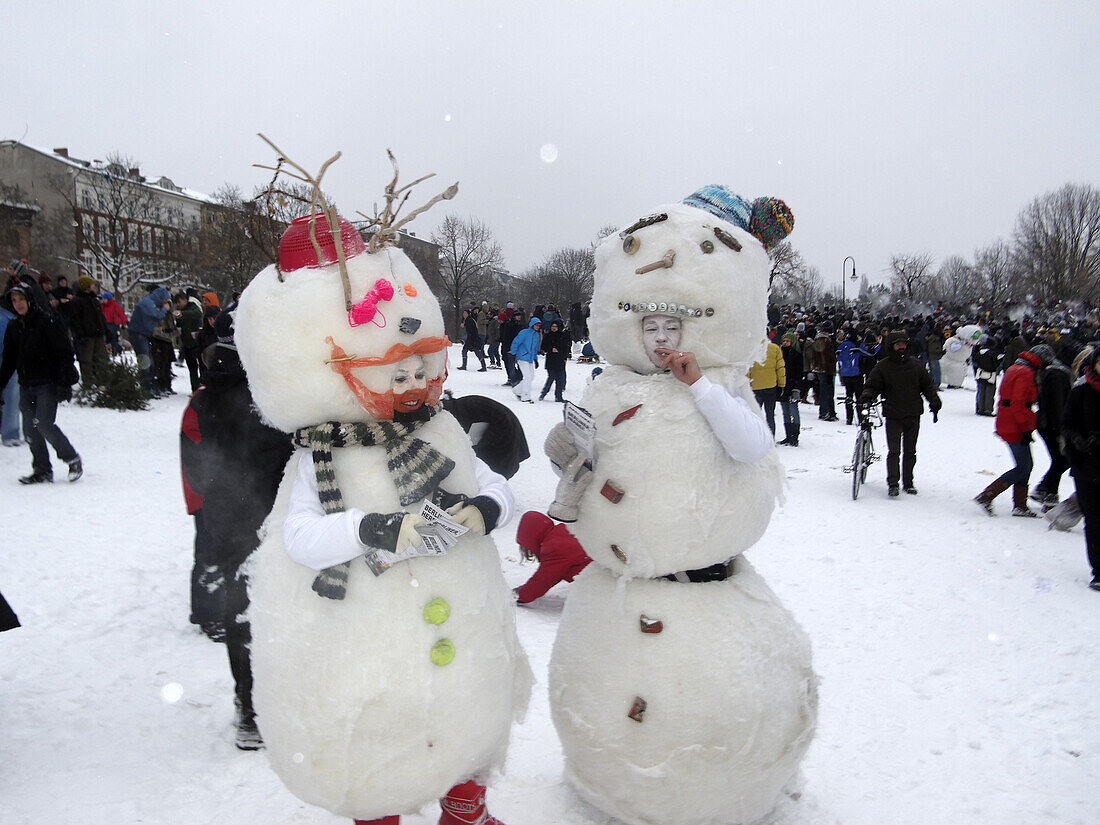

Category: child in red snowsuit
[514, 511, 591, 604]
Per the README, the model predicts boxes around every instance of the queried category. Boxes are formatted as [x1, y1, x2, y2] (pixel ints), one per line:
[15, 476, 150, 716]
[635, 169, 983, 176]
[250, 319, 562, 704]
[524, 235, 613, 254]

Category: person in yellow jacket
[749, 335, 786, 436]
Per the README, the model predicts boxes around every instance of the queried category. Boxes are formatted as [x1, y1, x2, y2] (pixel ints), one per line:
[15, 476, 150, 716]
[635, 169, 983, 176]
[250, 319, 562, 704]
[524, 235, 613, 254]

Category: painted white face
[390, 354, 429, 414]
[642, 314, 682, 367]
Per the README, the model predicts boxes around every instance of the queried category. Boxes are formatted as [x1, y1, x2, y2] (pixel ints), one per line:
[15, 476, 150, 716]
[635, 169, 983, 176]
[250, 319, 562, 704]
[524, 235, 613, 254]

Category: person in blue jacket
[836, 329, 872, 425]
[128, 286, 171, 392]
[509, 316, 542, 402]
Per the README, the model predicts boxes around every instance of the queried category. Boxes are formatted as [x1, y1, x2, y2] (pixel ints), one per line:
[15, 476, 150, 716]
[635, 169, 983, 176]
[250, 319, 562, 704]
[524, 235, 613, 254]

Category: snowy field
[2, 348, 1097, 825]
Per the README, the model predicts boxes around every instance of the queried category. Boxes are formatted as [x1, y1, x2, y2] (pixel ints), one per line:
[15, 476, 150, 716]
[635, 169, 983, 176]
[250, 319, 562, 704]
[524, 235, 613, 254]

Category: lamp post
[842, 256, 857, 306]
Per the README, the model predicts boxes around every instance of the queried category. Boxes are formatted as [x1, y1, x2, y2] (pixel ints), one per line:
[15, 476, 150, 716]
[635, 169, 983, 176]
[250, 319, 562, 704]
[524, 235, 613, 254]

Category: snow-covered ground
[2, 349, 1096, 825]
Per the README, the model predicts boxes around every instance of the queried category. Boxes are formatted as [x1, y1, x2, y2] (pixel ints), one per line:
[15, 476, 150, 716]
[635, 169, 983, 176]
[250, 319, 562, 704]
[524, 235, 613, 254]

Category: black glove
[932, 409, 939, 423]
[791, 389, 801, 403]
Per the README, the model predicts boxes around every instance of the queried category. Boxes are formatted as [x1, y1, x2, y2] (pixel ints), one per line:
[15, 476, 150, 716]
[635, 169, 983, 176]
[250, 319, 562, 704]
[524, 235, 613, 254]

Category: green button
[431, 639, 455, 666]
[423, 597, 450, 625]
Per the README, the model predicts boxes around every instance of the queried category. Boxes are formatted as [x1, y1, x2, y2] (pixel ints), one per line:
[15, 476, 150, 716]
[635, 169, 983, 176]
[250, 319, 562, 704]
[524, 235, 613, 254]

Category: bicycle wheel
[860, 433, 873, 484]
[851, 431, 867, 500]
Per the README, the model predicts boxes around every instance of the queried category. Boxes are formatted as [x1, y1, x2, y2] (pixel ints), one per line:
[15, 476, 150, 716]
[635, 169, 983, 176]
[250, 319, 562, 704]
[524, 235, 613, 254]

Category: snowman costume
[941, 324, 983, 388]
[548, 187, 817, 825]
[235, 211, 529, 823]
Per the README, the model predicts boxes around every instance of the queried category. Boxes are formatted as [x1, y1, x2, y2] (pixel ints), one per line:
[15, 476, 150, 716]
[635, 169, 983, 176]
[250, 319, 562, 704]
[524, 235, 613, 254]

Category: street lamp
[842, 256, 857, 306]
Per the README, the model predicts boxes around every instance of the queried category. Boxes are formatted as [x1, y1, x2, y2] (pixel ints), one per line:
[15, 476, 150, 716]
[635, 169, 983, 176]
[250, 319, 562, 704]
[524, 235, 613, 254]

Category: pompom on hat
[682, 185, 794, 251]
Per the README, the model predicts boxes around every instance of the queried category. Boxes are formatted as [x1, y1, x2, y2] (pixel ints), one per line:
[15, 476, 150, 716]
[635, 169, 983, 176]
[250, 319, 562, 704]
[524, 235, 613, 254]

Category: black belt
[661, 557, 738, 583]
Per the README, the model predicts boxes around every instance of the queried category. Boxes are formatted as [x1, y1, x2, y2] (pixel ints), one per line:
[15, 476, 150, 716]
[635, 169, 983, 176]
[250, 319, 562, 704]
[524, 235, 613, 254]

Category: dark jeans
[182, 345, 201, 393]
[885, 415, 920, 488]
[460, 340, 486, 369]
[997, 440, 1034, 487]
[19, 383, 78, 475]
[780, 398, 800, 429]
[486, 340, 501, 366]
[929, 359, 942, 388]
[1036, 428, 1069, 496]
[190, 511, 226, 627]
[151, 338, 175, 391]
[131, 332, 154, 390]
[840, 375, 864, 424]
[976, 379, 997, 415]
[225, 564, 256, 719]
[540, 366, 567, 400]
[1074, 477, 1100, 578]
[816, 372, 835, 419]
[753, 386, 778, 434]
[502, 351, 518, 384]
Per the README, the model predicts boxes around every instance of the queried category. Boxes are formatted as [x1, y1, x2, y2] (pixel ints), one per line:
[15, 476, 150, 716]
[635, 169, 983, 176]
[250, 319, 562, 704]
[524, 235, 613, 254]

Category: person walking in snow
[513, 510, 591, 604]
[509, 316, 541, 402]
[810, 321, 837, 421]
[749, 333, 785, 435]
[859, 329, 941, 497]
[971, 333, 1002, 416]
[1060, 345, 1100, 591]
[835, 328, 870, 425]
[974, 345, 1056, 517]
[538, 318, 570, 402]
[0, 283, 82, 484]
[179, 306, 294, 747]
[457, 306, 488, 371]
[1030, 345, 1073, 508]
[70, 276, 109, 388]
[99, 291, 128, 356]
[777, 330, 803, 446]
[0, 292, 22, 446]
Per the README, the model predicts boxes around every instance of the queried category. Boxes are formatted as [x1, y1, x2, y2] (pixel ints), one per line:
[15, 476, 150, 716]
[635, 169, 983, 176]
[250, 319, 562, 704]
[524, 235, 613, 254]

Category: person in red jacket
[513, 510, 591, 604]
[975, 345, 1055, 516]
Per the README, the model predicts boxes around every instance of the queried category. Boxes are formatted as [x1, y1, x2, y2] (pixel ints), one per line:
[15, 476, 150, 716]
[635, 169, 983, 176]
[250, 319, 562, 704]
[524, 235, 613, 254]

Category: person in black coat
[971, 334, 1002, 416]
[180, 306, 293, 748]
[499, 308, 525, 386]
[0, 284, 82, 484]
[458, 307, 487, 371]
[777, 330, 803, 446]
[1032, 346, 1072, 505]
[70, 276, 109, 388]
[859, 330, 941, 496]
[538, 318, 571, 401]
[1061, 346, 1100, 591]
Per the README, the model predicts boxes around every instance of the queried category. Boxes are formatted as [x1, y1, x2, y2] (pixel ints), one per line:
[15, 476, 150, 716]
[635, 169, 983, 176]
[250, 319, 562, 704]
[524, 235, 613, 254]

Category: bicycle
[846, 402, 883, 500]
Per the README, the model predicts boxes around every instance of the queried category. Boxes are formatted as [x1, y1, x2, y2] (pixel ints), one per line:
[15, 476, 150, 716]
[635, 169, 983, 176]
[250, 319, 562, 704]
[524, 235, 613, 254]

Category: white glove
[446, 502, 486, 535]
[544, 422, 578, 476]
[547, 453, 594, 523]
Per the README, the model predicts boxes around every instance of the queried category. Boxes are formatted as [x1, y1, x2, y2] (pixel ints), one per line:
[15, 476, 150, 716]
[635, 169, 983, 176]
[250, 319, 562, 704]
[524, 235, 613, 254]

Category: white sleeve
[282, 450, 371, 571]
[688, 375, 773, 464]
[473, 456, 515, 528]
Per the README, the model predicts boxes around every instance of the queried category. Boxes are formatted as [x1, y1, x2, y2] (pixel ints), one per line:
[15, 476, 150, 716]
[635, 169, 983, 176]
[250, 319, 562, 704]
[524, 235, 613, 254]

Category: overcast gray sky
[7, 0, 1099, 291]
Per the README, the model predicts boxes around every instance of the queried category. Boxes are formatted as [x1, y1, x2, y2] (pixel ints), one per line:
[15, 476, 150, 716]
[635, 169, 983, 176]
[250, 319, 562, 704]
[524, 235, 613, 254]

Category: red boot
[354, 818, 399, 825]
[439, 780, 504, 825]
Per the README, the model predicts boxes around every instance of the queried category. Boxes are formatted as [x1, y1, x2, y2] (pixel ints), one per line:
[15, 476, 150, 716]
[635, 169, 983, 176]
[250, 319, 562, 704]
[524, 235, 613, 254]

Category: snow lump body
[234, 210, 529, 823]
[548, 187, 817, 825]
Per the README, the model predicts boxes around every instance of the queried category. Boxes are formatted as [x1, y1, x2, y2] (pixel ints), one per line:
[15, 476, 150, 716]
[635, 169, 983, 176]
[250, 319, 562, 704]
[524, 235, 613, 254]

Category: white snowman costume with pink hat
[548, 186, 817, 825]
[235, 209, 530, 825]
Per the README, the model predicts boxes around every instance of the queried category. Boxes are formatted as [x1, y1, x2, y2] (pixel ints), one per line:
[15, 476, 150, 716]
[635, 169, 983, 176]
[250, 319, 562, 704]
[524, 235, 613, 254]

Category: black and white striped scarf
[293, 404, 455, 600]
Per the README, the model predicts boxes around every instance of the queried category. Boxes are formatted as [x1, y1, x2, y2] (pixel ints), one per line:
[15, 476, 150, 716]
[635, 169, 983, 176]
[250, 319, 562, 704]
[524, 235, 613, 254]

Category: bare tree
[784, 265, 824, 306]
[973, 241, 1018, 311]
[888, 252, 936, 301]
[1012, 183, 1100, 303]
[431, 215, 504, 334]
[525, 246, 594, 310]
[49, 152, 191, 299]
[930, 255, 978, 309]
[767, 241, 805, 293]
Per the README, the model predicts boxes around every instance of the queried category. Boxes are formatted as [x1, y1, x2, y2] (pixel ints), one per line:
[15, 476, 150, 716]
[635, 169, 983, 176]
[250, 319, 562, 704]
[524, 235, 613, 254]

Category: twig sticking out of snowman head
[254, 133, 353, 309]
[357, 150, 459, 253]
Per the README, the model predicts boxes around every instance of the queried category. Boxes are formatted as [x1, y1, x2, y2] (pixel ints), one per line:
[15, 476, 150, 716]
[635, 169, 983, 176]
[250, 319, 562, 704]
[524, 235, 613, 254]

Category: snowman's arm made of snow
[688, 375, 773, 464]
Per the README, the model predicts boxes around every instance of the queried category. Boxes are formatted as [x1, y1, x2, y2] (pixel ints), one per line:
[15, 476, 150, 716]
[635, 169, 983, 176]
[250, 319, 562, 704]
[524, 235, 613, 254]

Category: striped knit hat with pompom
[682, 185, 794, 251]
